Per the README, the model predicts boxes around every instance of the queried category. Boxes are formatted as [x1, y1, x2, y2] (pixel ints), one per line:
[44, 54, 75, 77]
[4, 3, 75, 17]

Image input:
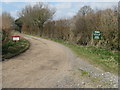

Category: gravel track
[2, 34, 118, 88]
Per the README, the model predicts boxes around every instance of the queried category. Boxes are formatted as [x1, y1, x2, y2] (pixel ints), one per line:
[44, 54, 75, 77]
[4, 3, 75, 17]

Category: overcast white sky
[0, 0, 119, 20]
[1, 0, 120, 2]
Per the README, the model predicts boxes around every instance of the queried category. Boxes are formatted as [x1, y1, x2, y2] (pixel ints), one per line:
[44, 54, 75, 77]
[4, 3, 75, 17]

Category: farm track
[2, 34, 118, 88]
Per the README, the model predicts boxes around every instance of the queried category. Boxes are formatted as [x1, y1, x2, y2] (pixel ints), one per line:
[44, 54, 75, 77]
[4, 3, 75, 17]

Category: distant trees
[71, 6, 94, 45]
[78, 6, 93, 16]
[17, 4, 119, 51]
[43, 6, 118, 50]
[70, 6, 118, 50]
[15, 18, 23, 33]
[99, 9, 118, 50]
[18, 2, 55, 36]
[43, 19, 71, 41]
[1, 12, 14, 44]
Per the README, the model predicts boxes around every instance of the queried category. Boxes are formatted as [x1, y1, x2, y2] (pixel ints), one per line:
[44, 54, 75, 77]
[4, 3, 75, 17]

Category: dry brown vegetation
[16, 3, 119, 51]
[18, 2, 55, 36]
[1, 12, 14, 44]
[43, 6, 119, 51]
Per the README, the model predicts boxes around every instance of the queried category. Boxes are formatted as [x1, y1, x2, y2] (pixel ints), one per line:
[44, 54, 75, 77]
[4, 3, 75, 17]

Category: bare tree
[19, 2, 55, 36]
[78, 6, 93, 16]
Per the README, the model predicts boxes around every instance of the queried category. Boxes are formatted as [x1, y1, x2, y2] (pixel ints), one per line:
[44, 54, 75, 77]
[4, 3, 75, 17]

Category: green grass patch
[78, 69, 89, 76]
[2, 38, 30, 60]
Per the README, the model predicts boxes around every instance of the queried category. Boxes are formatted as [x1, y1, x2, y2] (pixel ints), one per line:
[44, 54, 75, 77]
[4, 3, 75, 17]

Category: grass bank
[48, 38, 119, 75]
[2, 38, 30, 60]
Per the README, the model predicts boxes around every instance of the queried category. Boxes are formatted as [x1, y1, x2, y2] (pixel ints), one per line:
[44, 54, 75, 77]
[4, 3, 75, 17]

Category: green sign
[93, 31, 102, 40]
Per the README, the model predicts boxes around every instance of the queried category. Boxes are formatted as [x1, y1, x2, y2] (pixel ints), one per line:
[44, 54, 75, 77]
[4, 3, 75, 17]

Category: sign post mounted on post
[12, 36, 20, 42]
[93, 31, 102, 40]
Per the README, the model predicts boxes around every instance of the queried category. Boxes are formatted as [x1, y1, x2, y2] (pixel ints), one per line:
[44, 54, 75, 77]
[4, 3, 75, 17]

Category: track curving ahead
[2, 34, 118, 88]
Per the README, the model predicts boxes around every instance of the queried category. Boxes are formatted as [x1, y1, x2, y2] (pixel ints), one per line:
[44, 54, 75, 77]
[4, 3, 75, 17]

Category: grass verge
[23, 33, 119, 75]
[2, 38, 30, 60]
[48, 38, 119, 75]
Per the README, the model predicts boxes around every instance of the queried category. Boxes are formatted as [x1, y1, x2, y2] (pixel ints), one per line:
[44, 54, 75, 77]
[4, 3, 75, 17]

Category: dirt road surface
[2, 34, 118, 88]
